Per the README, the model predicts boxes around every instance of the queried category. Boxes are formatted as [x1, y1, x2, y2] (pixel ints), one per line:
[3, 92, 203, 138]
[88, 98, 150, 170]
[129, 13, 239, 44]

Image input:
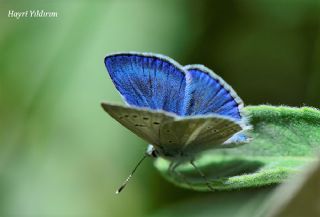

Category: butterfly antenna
[116, 154, 147, 194]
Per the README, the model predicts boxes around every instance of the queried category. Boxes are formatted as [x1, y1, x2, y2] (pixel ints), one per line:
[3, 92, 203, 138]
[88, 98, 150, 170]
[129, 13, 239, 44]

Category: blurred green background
[0, 0, 319, 216]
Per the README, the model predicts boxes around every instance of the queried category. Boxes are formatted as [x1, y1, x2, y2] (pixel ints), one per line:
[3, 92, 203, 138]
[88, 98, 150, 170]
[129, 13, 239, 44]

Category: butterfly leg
[168, 162, 194, 190]
[190, 160, 214, 191]
[168, 161, 180, 181]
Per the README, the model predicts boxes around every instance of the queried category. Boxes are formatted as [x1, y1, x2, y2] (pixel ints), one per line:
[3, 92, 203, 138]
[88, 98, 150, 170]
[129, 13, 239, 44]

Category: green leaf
[260, 158, 320, 217]
[154, 105, 320, 191]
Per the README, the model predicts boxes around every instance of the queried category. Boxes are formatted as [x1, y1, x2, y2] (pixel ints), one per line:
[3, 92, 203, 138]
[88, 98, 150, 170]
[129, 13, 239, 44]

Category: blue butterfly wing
[223, 132, 251, 146]
[184, 65, 243, 120]
[104, 52, 188, 115]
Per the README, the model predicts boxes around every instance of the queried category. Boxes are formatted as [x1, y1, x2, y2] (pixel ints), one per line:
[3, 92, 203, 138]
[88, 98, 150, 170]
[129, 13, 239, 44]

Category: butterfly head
[146, 144, 159, 158]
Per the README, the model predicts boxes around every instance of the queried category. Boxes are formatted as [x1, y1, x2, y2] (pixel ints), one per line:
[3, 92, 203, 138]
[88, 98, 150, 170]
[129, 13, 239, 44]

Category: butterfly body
[102, 52, 251, 192]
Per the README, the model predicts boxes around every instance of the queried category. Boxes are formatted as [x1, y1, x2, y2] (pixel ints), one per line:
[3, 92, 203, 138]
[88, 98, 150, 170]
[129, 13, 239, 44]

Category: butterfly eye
[146, 146, 158, 158]
[153, 122, 160, 125]
[151, 150, 158, 158]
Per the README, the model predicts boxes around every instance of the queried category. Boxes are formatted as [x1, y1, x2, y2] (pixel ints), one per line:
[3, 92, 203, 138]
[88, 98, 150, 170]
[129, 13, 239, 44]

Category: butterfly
[101, 52, 251, 193]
